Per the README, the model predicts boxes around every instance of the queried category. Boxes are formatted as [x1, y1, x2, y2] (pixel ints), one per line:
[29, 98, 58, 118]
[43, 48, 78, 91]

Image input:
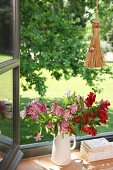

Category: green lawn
[20, 64, 113, 106]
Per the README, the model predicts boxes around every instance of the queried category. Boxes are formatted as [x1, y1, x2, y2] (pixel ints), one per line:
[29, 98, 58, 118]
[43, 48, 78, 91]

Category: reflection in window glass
[0, 70, 13, 162]
[0, 0, 13, 63]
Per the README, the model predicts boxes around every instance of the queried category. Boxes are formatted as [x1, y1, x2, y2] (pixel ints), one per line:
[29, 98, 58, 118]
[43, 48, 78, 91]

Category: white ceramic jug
[51, 133, 76, 166]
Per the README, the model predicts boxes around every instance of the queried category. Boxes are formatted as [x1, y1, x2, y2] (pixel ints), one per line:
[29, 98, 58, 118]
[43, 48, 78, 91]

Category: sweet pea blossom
[63, 109, 70, 119]
[34, 134, 43, 141]
[32, 99, 47, 113]
[70, 104, 77, 114]
[46, 121, 53, 129]
[25, 102, 37, 116]
[31, 113, 38, 120]
[23, 99, 47, 120]
[25, 103, 38, 120]
[60, 120, 69, 133]
[52, 103, 63, 116]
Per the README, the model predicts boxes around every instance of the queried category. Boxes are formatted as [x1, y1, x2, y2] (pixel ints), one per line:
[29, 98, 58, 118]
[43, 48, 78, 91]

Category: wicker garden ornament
[84, 0, 105, 68]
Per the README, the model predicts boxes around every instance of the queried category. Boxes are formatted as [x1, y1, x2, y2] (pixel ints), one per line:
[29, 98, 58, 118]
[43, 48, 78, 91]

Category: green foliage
[20, 0, 113, 96]
[99, 0, 113, 50]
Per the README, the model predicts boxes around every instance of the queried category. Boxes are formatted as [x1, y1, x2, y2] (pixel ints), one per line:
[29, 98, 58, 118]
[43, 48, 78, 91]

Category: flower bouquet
[21, 92, 110, 141]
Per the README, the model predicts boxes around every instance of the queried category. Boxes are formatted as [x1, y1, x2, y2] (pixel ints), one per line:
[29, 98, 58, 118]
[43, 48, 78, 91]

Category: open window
[0, 0, 23, 170]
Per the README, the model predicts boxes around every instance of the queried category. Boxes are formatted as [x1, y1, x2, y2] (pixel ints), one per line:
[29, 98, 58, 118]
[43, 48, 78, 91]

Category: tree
[20, 0, 113, 96]
[99, 0, 113, 50]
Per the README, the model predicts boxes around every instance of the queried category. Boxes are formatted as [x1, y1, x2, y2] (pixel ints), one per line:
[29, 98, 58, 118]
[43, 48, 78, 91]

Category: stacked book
[80, 138, 113, 162]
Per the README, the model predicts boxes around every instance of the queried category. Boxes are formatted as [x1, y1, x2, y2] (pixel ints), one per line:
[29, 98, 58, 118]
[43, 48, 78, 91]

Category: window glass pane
[0, 70, 13, 162]
[0, 0, 13, 63]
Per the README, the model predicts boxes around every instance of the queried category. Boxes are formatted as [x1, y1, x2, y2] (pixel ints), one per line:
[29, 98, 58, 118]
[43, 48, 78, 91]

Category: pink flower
[26, 105, 38, 119]
[34, 134, 43, 141]
[26, 102, 37, 116]
[60, 120, 69, 133]
[52, 103, 57, 114]
[31, 113, 38, 120]
[32, 99, 47, 113]
[56, 106, 63, 116]
[46, 121, 53, 129]
[63, 109, 70, 119]
[40, 103, 47, 112]
[70, 104, 77, 114]
[52, 103, 63, 116]
[24, 99, 47, 120]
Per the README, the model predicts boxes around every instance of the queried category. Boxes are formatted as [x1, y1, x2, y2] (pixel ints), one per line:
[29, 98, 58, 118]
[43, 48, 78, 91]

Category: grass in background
[20, 63, 113, 107]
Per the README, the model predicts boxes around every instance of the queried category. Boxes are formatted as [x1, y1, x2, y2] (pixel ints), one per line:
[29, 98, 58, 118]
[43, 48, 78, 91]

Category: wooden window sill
[17, 150, 113, 170]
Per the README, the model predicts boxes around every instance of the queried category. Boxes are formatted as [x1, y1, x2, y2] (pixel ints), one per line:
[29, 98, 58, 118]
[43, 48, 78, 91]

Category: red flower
[83, 113, 89, 118]
[73, 117, 79, 123]
[91, 113, 96, 119]
[100, 100, 110, 111]
[82, 117, 88, 124]
[82, 126, 97, 136]
[99, 109, 108, 124]
[85, 92, 96, 107]
[68, 125, 74, 134]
